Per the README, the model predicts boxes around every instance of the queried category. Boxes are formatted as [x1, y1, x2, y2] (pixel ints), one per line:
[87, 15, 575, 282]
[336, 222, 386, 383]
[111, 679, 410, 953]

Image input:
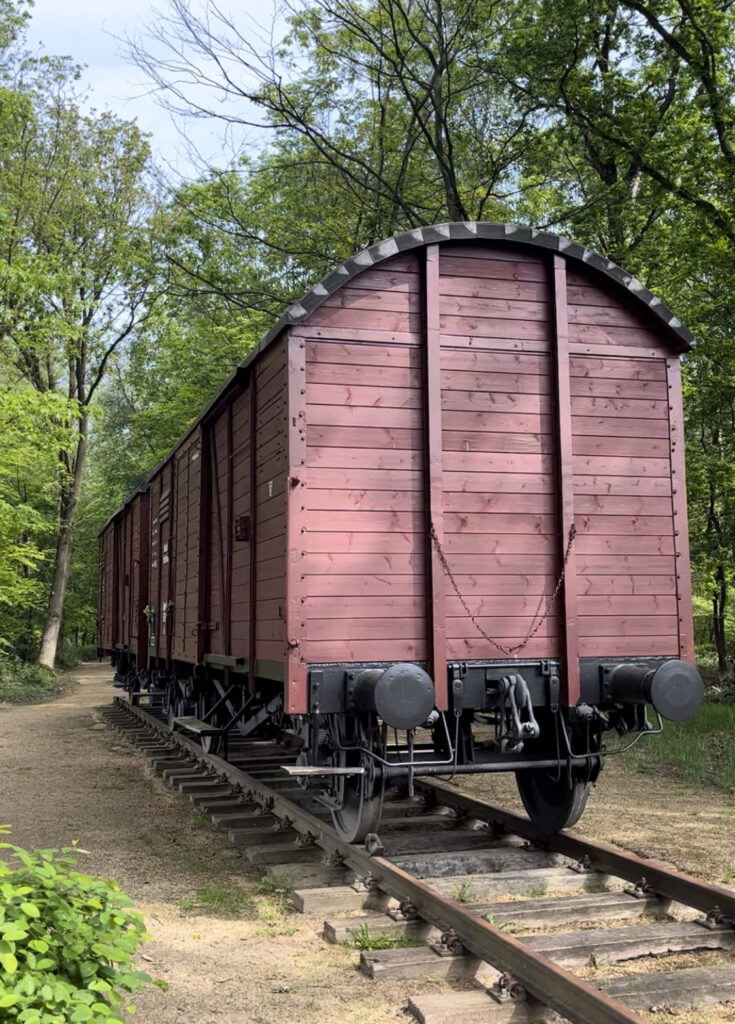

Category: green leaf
[70, 1008, 92, 1022]
[1, 951, 18, 973]
[91, 1004, 111, 1017]
[20, 901, 40, 917]
[0, 993, 19, 1007]
[28, 938, 48, 953]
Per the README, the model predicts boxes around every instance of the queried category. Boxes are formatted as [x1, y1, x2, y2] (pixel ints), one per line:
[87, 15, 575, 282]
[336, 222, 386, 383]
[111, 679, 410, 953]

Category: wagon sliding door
[202, 348, 288, 686]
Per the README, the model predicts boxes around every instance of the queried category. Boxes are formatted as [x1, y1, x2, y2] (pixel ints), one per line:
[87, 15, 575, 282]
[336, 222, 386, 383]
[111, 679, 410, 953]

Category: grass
[0, 655, 77, 706]
[178, 883, 255, 916]
[344, 922, 425, 951]
[176, 874, 297, 936]
[452, 878, 476, 903]
[626, 701, 735, 792]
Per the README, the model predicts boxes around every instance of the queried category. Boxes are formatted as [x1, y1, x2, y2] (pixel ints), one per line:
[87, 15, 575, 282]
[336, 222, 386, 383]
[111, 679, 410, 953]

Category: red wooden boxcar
[99, 223, 703, 839]
[98, 489, 149, 669]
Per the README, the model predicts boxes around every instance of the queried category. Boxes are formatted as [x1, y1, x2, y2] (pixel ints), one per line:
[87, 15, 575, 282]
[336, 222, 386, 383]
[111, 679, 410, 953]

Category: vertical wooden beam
[248, 373, 258, 694]
[286, 331, 308, 713]
[166, 462, 175, 669]
[138, 491, 150, 670]
[225, 402, 234, 657]
[424, 245, 448, 710]
[551, 255, 580, 706]
[666, 357, 695, 663]
[196, 426, 212, 666]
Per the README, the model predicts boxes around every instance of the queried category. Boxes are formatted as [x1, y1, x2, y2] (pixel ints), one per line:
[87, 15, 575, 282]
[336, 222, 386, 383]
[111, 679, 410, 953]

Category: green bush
[54, 647, 96, 673]
[0, 829, 163, 1022]
[0, 657, 73, 706]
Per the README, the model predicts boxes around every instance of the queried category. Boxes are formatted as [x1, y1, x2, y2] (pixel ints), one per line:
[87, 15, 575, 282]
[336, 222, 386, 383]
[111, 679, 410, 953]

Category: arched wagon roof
[247, 221, 694, 362]
[100, 220, 693, 533]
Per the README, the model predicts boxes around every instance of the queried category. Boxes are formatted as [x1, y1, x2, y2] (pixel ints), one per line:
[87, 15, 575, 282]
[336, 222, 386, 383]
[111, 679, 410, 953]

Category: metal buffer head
[609, 659, 704, 722]
[353, 664, 435, 730]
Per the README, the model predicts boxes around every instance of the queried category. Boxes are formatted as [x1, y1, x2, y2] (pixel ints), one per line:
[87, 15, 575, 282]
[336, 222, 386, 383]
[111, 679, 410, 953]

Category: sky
[25, 0, 268, 179]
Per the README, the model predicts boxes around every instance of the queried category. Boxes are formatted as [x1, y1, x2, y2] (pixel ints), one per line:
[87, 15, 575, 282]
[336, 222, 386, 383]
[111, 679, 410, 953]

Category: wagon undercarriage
[113, 649, 702, 840]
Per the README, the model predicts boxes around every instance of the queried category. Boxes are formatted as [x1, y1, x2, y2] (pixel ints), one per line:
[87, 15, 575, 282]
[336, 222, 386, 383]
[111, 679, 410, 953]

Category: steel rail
[419, 779, 735, 922]
[113, 698, 647, 1024]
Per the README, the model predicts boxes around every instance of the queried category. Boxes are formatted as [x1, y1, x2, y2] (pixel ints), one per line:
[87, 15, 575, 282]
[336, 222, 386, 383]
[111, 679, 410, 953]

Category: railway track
[101, 695, 735, 1024]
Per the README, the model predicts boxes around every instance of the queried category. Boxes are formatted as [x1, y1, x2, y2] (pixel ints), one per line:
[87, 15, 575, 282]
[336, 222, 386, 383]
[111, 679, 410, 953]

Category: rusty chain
[430, 522, 576, 657]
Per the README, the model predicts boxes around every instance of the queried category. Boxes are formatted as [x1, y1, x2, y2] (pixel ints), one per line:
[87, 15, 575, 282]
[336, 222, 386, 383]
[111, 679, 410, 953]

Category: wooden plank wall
[438, 244, 560, 661]
[253, 338, 288, 666]
[149, 461, 174, 662]
[207, 406, 234, 657]
[566, 267, 680, 658]
[98, 524, 115, 651]
[203, 339, 289, 672]
[171, 431, 201, 665]
[129, 497, 141, 649]
[294, 241, 688, 694]
[117, 505, 132, 650]
[296, 254, 428, 668]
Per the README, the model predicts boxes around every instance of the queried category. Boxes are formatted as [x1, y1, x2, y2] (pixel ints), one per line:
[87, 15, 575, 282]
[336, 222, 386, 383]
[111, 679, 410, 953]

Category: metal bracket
[432, 929, 464, 956]
[500, 674, 540, 752]
[695, 906, 735, 931]
[398, 898, 419, 920]
[624, 877, 656, 899]
[489, 972, 527, 1004]
[569, 854, 594, 875]
[548, 673, 560, 713]
[295, 830, 317, 848]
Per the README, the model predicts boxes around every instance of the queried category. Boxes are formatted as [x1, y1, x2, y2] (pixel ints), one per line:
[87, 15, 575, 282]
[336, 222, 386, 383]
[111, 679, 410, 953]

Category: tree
[0, 55, 154, 667]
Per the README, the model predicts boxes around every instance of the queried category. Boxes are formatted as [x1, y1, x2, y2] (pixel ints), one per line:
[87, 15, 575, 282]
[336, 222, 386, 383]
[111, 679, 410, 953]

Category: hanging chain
[430, 522, 577, 657]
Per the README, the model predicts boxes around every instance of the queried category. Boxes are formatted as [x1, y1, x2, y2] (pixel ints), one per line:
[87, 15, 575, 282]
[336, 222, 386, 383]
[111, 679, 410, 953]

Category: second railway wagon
[98, 222, 703, 841]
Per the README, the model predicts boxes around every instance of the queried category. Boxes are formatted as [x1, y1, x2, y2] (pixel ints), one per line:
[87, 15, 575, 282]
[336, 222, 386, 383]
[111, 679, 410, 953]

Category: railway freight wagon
[98, 222, 703, 840]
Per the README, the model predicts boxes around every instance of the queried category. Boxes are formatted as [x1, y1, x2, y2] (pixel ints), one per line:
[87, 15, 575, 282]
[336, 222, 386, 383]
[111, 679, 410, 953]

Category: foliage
[0, 9, 156, 667]
[344, 921, 424, 950]
[627, 702, 735, 791]
[0, 390, 75, 658]
[0, 830, 162, 1022]
[452, 878, 476, 903]
[0, 657, 75, 706]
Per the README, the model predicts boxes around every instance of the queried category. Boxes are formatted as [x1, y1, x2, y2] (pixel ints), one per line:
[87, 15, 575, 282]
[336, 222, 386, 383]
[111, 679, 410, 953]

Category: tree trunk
[38, 422, 88, 669]
[712, 563, 728, 674]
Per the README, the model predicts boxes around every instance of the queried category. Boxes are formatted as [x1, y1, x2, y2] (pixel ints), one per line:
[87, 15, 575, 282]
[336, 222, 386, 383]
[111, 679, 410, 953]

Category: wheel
[331, 751, 383, 844]
[515, 768, 589, 835]
[324, 715, 384, 844]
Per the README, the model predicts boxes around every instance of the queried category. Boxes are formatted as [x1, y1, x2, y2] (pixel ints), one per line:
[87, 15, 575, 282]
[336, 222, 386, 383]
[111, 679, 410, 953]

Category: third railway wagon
[98, 222, 703, 841]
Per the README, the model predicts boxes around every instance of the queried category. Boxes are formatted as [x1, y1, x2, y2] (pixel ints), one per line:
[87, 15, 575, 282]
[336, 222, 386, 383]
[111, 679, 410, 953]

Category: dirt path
[0, 664, 412, 1023]
[1, 663, 733, 1024]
